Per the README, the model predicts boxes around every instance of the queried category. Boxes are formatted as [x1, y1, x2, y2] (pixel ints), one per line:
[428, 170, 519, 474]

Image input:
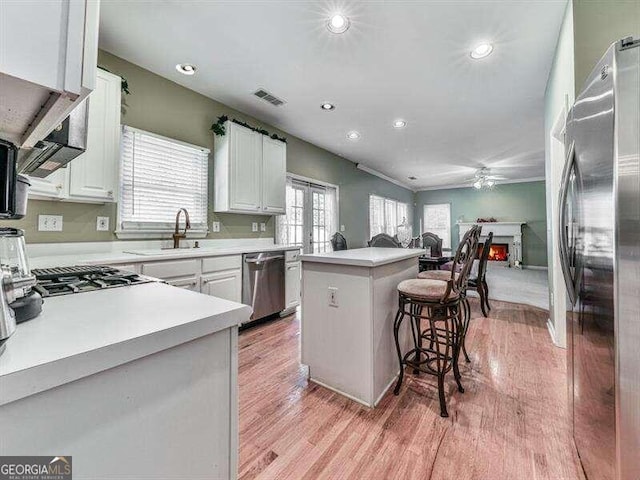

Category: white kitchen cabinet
[201, 270, 242, 303]
[27, 69, 121, 204]
[27, 168, 67, 200]
[284, 261, 301, 312]
[214, 121, 286, 214]
[67, 69, 121, 202]
[0, 0, 99, 148]
[261, 136, 286, 214]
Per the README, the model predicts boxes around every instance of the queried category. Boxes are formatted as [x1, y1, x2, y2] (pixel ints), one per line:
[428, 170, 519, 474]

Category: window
[118, 126, 209, 237]
[423, 203, 451, 249]
[276, 175, 338, 253]
[369, 195, 411, 238]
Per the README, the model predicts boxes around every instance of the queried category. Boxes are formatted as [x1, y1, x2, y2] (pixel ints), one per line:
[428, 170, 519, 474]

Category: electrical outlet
[340, 225, 345, 232]
[38, 215, 63, 232]
[260, 222, 266, 232]
[252, 222, 258, 232]
[212, 221, 221, 233]
[328, 287, 338, 307]
[96, 216, 110, 231]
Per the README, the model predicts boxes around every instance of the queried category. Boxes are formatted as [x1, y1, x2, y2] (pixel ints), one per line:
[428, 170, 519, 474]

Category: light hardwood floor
[238, 299, 585, 480]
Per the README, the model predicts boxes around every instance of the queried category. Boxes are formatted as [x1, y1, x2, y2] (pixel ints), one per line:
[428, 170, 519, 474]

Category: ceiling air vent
[253, 88, 286, 107]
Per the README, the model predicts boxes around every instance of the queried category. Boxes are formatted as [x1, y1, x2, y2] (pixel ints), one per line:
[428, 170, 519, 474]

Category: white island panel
[301, 248, 421, 407]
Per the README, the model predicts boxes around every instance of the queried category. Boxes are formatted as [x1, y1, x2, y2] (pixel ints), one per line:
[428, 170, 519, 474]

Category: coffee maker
[0, 141, 41, 356]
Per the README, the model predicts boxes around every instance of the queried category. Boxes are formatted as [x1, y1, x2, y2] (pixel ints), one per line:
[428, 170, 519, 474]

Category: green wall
[8, 50, 412, 246]
[573, 0, 640, 93]
[414, 181, 548, 267]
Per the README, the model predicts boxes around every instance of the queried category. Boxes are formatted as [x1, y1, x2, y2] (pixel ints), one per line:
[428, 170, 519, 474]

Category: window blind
[369, 194, 411, 238]
[423, 203, 451, 248]
[118, 126, 209, 234]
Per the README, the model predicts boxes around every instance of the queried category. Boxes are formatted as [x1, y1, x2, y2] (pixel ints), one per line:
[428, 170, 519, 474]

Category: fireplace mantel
[458, 222, 526, 266]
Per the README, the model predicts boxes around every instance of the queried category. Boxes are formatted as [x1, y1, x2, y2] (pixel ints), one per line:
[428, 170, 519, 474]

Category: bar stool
[392, 227, 479, 417]
[416, 226, 482, 362]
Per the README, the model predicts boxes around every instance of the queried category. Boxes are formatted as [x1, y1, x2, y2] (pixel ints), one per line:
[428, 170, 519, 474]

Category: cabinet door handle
[107, 190, 114, 196]
[56, 184, 63, 190]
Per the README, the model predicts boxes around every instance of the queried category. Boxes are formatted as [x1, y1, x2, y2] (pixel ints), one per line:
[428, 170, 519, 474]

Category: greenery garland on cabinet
[210, 115, 287, 143]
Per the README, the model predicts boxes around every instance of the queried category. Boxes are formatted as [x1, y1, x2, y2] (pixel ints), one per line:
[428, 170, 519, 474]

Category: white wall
[544, 0, 575, 348]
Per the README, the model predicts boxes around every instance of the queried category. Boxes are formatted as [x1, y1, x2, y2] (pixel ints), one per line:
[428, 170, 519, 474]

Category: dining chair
[368, 233, 402, 248]
[330, 232, 348, 251]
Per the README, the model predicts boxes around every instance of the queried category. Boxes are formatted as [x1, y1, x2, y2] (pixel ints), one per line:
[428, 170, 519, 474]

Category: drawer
[141, 259, 199, 279]
[107, 263, 140, 274]
[285, 249, 301, 263]
[202, 255, 242, 273]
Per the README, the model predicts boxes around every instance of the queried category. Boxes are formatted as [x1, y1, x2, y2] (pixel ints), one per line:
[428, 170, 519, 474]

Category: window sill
[114, 229, 209, 240]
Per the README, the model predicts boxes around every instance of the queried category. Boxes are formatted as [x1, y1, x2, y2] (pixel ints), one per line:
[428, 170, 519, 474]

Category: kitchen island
[0, 282, 251, 479]
[300, 247, 423, 407]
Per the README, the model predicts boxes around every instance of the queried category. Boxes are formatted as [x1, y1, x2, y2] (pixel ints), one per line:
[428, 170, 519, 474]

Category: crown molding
[356, 164, 416, 191]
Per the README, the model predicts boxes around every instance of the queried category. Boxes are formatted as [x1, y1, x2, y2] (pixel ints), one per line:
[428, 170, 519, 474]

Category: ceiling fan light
[473, 180, 483, 189]
[486, 180, 495, 187]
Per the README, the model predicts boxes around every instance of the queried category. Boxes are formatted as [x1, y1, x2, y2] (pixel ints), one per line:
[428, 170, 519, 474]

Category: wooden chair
[421, 232, 443, 257]
[468, 232, 493, 317]
[330, 232, 348, 251]
[392, 225, 480, 417]
[368, 233, 402, 248]
[407, 237, 421, 248]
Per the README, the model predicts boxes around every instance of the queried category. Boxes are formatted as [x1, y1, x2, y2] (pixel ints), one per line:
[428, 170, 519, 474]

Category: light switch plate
[96, 216, 110, 231]
[212, 221, 221, 233]
[38, 215, 63, 232]
[252, 222, 258, 232]
[260, 222, 266, 232]
[340, 225, 345, 232]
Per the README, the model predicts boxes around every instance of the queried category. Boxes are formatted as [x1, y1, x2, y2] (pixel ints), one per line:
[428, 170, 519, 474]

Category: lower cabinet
[200, 270, 242, 303]
[284, 261, 301, 311]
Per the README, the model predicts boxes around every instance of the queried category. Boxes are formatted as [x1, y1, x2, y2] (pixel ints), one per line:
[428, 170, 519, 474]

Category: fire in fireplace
[478, 242, 509, 261]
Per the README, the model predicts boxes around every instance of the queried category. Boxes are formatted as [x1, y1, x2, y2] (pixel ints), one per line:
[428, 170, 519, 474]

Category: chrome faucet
[172, 208, 191, 249]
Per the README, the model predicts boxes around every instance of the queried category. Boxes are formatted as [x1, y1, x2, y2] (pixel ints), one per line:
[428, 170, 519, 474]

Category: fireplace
[478, 242, 509, 262]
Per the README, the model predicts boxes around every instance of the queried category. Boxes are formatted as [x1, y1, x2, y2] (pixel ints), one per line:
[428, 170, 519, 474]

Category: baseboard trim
[525, 265, 548, 271]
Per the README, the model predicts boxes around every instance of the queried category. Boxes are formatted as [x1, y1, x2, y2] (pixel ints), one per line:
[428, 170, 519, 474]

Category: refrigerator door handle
[558, 141, 577, 305]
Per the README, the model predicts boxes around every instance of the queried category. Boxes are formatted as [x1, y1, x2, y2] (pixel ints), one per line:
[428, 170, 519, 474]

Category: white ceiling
[99, 0, 567, 190]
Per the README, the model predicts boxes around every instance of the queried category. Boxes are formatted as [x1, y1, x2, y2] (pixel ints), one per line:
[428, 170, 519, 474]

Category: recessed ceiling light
[346, 131, 360, 140]
[176, 63, 197, 75]
[327, 13, 350, 34]
[393, 120, 407, 129]
[321, 102, 335, 111]
[470, 43, 493, 60]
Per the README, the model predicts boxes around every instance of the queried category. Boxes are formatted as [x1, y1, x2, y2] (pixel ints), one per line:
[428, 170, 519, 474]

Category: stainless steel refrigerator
[560, 38, 639, 480]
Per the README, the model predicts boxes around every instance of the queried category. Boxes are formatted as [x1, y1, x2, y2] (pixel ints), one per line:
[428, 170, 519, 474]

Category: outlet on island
[328, 287, 338, 307]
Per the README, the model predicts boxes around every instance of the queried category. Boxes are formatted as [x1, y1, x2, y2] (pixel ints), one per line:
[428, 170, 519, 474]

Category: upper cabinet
[68, 69, 121, 202]
[28, 69, 121, 204]
[0, 0, 99, 148]
[214, 121, 286, 215]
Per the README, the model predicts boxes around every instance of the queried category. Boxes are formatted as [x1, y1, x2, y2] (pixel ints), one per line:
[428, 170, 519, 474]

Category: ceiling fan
[465, 168, 507, 189]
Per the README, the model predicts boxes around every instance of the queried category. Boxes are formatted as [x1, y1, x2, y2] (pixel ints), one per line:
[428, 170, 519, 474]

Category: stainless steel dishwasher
[242, 251, 285, 324]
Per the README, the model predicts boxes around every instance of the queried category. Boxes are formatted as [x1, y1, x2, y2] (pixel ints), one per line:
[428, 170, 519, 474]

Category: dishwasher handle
[245, 255, 285, 264]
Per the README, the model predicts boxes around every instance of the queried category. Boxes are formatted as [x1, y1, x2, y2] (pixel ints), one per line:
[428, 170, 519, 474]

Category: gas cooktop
[32, 265, 156, 297]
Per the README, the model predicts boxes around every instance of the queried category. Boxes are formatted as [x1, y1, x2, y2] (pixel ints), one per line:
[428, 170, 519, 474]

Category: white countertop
[29, 244, 300, 269]
[300, 247, 425, 267]
[0, 282, 252, 406]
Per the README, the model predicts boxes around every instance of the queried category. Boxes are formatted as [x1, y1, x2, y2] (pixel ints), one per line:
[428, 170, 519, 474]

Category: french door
[279, 177, 337, 254]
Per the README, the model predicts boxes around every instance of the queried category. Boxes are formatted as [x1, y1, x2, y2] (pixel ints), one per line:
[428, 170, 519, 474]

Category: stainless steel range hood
[16, 100, 88, 178]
